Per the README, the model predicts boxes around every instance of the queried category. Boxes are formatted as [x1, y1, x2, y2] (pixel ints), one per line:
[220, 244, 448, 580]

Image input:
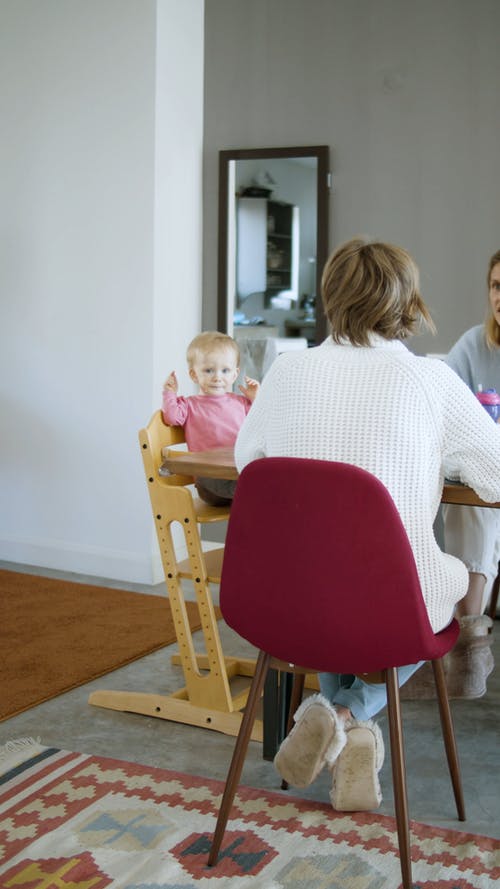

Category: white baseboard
[0, 533, 224, 587]
[0, 535, 157, 586]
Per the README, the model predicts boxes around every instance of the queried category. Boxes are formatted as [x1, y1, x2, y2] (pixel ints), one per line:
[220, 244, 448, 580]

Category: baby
[162, 331, 259, 505]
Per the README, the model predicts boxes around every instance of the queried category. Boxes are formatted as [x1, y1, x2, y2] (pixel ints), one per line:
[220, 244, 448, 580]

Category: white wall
[0, 0, 204, 584]
[202, 0, 500, 356]
[5, 0, 496, 583]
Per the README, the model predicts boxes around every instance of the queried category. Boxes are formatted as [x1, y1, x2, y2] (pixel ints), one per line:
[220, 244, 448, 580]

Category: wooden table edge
[161, 451, 500, 508]
[441, 482, 500, 508]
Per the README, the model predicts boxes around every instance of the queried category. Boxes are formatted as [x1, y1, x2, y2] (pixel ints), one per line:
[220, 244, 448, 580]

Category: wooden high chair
[88, 410, 262, 741]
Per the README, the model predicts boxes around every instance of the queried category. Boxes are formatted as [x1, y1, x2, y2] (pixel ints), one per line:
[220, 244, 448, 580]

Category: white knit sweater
[235, 336, 500, 632]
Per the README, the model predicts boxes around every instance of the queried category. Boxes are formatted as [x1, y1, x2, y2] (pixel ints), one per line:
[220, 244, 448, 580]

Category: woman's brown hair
[321, 237, 435, 346]
[484, 250, 500, 349]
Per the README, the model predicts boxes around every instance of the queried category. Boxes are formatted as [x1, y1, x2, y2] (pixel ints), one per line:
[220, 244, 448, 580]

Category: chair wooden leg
[208, 650, 271, 867]
[431, 658, 466, 821]
[488, 561, 500, 623]
[385, 667, 412, 889]
[281, 672, 306, 790]
[286, 673, 306, 733]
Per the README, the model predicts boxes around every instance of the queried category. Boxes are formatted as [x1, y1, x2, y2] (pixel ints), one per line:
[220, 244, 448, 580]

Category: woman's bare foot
[335, 705, 354, 724]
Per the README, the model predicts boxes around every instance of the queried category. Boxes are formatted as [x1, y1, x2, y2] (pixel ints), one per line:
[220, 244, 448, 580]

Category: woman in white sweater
[235, 237, 500, 812]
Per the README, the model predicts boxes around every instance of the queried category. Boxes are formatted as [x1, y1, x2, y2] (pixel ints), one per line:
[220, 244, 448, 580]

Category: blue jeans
[319, 662, 423, 721]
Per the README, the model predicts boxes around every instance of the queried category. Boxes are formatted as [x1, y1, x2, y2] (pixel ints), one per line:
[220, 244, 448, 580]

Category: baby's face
[189, 347, 239, 396]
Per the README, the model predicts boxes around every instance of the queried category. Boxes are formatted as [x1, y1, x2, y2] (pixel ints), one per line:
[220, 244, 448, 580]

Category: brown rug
[0, 569, 215, 722]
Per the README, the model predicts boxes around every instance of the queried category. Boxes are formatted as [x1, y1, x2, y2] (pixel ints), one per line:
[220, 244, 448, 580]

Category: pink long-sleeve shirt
[162, 390, 252, 451]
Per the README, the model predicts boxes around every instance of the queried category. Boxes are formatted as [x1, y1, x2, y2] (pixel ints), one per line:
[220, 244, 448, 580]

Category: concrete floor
[1, 560, 499, 841]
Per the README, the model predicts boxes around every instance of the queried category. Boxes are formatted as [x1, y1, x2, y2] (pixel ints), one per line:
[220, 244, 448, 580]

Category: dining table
[161, 445, 500, 758]
[162, 447, 239, 481]
[161, 446, 500, 508]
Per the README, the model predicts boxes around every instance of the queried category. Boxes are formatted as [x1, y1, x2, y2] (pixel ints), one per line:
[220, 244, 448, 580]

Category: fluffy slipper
[399, 661, 437, 700]
[274, 694, 347, 788]
[330, 719, 384, 811]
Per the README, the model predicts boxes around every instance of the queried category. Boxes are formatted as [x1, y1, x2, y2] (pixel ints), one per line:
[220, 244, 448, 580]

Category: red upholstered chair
[207, 457, 465, 889]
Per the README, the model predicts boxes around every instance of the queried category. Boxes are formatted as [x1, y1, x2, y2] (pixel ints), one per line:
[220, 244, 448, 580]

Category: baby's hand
[239, 376, 260, 402]
[163, 371, 178, 393]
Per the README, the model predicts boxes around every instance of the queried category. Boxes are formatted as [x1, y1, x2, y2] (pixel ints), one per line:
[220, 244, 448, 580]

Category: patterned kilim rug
[0, 739, 498, 888]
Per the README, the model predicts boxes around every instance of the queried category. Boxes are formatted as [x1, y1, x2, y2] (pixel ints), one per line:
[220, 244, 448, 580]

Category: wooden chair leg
[431, 658, 466, 821]
[281, 672, 306, 790]
[488, 561, 500, 623]
[208, 650, 271, 867]
[287, 673, 306, 733]
[385, 667, 412, 889]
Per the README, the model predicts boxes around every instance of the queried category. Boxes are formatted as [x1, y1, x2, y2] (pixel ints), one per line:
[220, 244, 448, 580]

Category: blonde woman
[442, 249, 500, 697]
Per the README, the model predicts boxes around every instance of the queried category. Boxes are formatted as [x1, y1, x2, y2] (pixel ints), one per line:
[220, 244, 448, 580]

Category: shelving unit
[266, 201, 295, 298]
[236, 197, 299, 307]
